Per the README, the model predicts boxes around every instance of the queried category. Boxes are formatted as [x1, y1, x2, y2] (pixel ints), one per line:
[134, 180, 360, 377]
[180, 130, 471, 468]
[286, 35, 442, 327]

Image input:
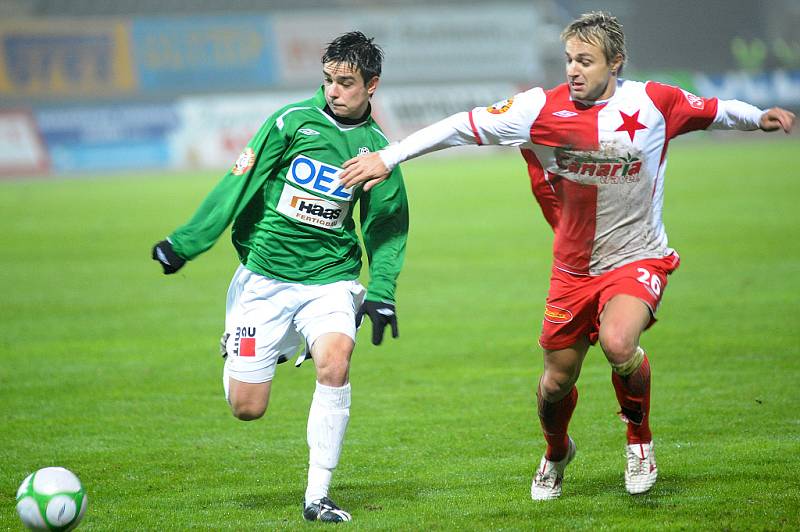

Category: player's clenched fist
[152, 239, 186, 274]
[759, 107, 795, 133]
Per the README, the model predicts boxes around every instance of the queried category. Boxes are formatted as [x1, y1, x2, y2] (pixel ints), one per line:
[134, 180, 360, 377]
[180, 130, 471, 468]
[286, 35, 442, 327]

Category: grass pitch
[1, 138, 799, 530]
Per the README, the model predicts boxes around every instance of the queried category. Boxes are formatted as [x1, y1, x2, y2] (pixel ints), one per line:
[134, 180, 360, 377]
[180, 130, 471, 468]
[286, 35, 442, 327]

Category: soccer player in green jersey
[152, 31, 408, 523]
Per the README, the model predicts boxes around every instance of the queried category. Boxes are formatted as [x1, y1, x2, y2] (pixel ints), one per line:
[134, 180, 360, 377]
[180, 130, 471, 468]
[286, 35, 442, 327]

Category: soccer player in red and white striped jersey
[340, 11, 795, 499]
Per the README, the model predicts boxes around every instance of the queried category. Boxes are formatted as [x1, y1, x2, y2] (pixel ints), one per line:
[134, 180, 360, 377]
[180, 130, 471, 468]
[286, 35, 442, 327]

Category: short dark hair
[322, 31, 384, 84]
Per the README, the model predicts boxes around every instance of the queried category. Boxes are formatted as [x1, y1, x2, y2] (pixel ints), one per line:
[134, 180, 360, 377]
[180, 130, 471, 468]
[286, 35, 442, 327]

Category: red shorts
[539, 253, 681, 351]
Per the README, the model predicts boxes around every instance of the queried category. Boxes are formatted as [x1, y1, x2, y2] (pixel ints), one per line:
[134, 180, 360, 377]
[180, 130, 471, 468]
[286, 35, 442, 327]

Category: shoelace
[535, 466, 559, 488]
[626, 449, 647, 475]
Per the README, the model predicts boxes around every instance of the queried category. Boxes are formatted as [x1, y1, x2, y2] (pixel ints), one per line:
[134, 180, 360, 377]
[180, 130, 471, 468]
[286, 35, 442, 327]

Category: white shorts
[223, 265, 365, 384]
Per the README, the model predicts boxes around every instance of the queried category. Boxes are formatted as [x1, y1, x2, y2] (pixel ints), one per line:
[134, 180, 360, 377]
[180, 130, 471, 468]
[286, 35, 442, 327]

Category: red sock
[612, 354, 652, 444]
[537, 384, 578, 461]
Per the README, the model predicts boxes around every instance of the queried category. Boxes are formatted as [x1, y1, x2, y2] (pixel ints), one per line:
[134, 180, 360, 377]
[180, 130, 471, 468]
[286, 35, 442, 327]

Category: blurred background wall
[1, 0, 798, 175]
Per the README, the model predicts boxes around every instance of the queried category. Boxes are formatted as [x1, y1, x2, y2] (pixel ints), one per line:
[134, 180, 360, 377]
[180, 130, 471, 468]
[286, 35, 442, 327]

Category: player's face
[564, 37, 621, 102]
[323, 62, 379, 119]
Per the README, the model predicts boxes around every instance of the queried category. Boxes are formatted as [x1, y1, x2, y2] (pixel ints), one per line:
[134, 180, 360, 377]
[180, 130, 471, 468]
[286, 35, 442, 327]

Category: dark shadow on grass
[544, 468, 665, 504]
[324, 478, 422, 512]
[226, 478, 421, 514]
[570, 472, 685, 506]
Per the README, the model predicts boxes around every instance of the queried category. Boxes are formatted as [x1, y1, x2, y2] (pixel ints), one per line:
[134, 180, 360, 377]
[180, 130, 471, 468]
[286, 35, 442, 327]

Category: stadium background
[1, 0, 799, 176]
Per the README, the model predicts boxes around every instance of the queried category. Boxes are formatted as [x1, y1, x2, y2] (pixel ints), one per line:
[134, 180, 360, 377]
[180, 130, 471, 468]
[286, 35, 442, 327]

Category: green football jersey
[169, 88, 409, 303]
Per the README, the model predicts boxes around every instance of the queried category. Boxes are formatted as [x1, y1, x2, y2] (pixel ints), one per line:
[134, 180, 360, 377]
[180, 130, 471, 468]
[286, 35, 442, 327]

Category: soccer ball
[16, 467, 88, 531]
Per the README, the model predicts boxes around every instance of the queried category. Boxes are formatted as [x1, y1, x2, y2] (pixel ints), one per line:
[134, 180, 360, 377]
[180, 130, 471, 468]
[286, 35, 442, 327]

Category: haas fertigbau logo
[277, 154, 354, 230]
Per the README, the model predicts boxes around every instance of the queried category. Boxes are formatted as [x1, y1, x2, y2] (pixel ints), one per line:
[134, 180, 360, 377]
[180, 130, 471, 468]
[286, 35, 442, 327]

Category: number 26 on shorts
[636, 267, 662, 295]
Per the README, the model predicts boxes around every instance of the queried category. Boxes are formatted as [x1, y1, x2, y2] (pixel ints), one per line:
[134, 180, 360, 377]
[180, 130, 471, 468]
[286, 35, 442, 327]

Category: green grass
[1, 139, 799, 530]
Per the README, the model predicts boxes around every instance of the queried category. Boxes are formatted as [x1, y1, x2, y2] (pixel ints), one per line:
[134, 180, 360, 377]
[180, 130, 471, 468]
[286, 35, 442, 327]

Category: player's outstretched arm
[759, 107, 796, 133]
[342, 109, 496, 190]
[341, 152, 390, 191]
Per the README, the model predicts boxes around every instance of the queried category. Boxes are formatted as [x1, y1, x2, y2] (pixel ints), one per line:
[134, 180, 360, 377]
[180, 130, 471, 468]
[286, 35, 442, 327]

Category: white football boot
[531, 438, 577, 500]
[624, 441, 658, 494]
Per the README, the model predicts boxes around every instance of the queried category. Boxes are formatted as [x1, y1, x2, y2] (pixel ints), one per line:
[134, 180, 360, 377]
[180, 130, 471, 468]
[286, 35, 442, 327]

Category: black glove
[152, 239, 186, 274]
[356, 300, 398, 345]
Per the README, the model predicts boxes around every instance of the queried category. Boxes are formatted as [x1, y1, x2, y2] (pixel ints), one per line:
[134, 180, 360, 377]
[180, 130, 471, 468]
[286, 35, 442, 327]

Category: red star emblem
[615, 110, 647, 141]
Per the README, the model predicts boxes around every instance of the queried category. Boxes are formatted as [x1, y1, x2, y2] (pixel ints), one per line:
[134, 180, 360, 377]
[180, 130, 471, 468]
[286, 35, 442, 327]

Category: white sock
[305, 381, 351, 505]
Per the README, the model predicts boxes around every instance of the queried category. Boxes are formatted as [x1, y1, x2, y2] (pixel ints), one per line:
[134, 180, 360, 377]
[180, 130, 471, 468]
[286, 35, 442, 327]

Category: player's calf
[612, 349, 652, 442]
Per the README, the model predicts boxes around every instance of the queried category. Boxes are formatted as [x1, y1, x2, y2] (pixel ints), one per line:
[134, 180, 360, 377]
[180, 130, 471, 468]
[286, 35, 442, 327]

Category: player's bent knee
[316, 361, 350, 387]
[312, 333, 354, 386]
[540, 372, 575, 400]
[227, 378, 271, 421]
[232, 408, 264, 421]
[599, 330, 638, 365]
[230, 400, 268, 421]
[609, 346, 645, 377]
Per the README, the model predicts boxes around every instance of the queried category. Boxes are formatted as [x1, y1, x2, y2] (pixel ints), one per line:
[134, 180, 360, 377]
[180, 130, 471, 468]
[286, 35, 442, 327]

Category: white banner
[0, 110, 48, 175]
[169, 83, 521, 170]
[272, 4, 544, 87]
[373, 82, 522, 140]
[169, 91, 307, 169]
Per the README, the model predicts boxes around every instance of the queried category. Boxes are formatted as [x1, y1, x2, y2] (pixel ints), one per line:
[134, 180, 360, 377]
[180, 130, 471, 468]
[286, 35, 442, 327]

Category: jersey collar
[313, 86, 372, 127]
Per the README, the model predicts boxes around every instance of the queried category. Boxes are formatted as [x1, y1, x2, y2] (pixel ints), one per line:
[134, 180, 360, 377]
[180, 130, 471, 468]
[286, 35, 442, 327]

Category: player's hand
[152, 239, 186, 274]
[759, 107, 795, 133]
[340, 152, 390, 191]
[356, 300, 398, 345]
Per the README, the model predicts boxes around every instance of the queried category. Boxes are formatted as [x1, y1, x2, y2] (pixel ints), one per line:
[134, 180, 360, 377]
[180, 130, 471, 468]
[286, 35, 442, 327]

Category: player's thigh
[227, 377, 273, 419]
[295, 280, 364, 352]
[539, 267, 599, 352]
[541, 337, 591, 399]
[596, 257, 676, 359]
[294, 280, 363, 385]
[311, 332, 355, 386]
[223, 266, 304, 386]
[598, 294, 651, 359]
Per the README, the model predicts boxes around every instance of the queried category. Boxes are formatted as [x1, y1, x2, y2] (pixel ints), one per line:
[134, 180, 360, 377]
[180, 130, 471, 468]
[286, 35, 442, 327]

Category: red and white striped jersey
[380, 79, 764, 275]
